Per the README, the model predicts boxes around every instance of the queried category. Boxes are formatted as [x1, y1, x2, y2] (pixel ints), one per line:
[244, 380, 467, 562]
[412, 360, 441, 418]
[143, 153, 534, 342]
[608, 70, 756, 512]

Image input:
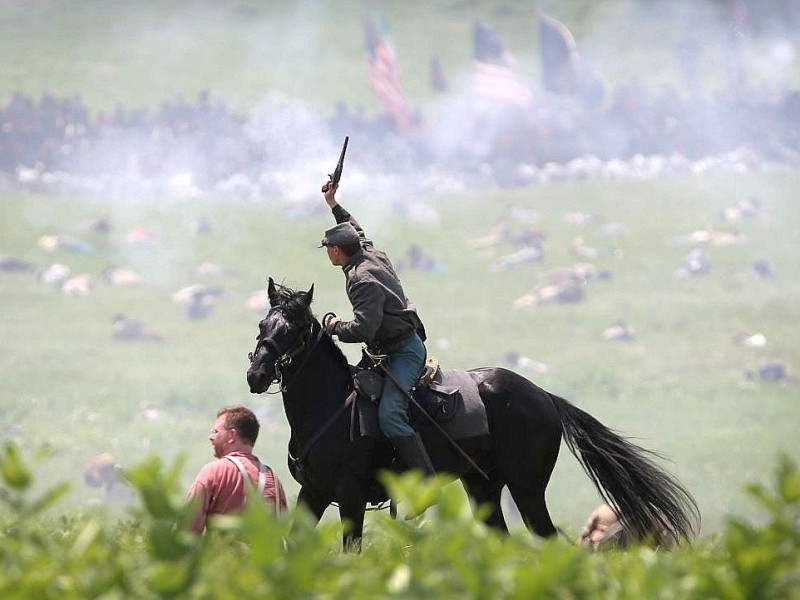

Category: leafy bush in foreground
[1, 442, 798, 598]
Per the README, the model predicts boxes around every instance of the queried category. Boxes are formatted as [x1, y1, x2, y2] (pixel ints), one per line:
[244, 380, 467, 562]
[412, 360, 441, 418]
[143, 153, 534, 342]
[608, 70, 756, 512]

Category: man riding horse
[318, 176, 435, 500]
[245, 142, 699, 550]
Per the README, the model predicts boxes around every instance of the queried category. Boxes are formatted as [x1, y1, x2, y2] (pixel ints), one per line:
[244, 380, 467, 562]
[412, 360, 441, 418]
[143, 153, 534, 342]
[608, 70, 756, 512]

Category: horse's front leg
[337, 477, 368, 553]
[295, 486, 330, 526]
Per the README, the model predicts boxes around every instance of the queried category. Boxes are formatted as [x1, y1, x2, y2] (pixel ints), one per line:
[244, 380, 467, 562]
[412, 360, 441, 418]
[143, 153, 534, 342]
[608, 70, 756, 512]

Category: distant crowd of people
[0, 79, 798, 196]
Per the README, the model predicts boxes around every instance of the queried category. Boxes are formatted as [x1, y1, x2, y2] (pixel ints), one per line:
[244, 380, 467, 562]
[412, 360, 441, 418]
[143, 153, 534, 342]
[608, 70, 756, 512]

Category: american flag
[365, 16, 413, 131]
[472, 20, 532, 109]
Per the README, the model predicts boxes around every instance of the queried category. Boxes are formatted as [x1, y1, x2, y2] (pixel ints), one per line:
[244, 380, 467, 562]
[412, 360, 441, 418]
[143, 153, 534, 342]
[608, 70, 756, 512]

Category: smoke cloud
[3, 2, 798, 206]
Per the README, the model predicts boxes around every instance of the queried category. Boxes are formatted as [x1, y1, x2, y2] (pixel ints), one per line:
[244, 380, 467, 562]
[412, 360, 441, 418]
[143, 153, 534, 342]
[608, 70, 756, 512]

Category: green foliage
[702, 453, 800, 600]
[2, 445, 799, 598]
[1, 442, 32, 490]
[0, 442, 69, 516]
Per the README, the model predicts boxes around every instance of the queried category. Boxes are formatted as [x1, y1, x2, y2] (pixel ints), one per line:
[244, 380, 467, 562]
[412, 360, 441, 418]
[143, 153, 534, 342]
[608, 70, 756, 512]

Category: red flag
[365, 16, 413, 131]
[472, 20, 532, 109]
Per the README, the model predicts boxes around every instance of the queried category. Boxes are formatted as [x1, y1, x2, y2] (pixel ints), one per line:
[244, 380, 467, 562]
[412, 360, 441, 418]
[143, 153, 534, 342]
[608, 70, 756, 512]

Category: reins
[258, 317, 359, 473]
[275, 320, 325, 393]
[288, 390, 357, 473]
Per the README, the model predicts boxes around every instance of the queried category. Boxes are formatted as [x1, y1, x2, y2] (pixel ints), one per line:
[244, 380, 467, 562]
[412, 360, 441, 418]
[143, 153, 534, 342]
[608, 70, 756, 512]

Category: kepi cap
[319, 222, 360, 248]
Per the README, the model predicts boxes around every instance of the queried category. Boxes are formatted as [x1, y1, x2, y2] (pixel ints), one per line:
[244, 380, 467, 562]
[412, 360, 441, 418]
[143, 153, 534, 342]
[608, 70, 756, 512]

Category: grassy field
[2, 167, 799, 537]
[1, 0, 799, 540]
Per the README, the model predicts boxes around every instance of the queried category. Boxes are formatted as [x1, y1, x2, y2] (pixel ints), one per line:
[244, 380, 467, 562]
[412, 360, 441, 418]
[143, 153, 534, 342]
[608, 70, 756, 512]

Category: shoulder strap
[256, 462, 267, 494]
[260, 464, 285, 517]
[225, 455, 279, 515]
[225, 455, 253, 487]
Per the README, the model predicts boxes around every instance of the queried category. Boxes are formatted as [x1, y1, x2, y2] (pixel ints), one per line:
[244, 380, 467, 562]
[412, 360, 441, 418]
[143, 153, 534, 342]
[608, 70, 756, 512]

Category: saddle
[351, 355, 462, 426]
[351, 356, 488, 439]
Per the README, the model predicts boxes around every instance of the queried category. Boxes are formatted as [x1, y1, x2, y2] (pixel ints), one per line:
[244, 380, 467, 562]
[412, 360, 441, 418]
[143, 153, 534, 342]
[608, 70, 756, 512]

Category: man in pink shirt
[186, 405, 287, 534]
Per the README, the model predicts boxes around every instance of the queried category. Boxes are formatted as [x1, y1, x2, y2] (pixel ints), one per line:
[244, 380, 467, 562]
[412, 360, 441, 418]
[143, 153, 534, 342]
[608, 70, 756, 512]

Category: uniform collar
[342, 247, 365, 273]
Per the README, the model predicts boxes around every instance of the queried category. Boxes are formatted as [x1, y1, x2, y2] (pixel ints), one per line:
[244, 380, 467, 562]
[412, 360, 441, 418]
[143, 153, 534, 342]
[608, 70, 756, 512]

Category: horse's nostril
[247, 368, 268, 393]
[247, 370, 259, 388]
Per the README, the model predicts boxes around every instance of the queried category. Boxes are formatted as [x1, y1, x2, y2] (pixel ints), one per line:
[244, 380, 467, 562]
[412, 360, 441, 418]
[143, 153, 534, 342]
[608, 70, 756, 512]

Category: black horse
[247, 278, 699, 550]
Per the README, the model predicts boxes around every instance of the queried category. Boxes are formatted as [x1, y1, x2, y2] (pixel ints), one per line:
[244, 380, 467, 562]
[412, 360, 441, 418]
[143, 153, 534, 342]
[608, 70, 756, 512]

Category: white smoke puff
[246, 92, 333, 169]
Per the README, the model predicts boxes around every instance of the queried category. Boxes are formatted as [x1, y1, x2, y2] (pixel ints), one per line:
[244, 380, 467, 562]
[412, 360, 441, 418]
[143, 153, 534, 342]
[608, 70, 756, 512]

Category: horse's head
[247, 277, 316, 394]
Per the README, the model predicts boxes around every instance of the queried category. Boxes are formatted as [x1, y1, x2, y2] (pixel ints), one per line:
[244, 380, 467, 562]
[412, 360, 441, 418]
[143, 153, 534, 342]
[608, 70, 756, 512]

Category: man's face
[209, 415, 235, 458]
[325, 244, 345, 267]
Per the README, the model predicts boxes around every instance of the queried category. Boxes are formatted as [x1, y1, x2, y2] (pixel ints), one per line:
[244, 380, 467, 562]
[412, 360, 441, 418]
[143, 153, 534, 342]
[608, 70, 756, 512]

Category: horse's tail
[550, 394, 700, 545]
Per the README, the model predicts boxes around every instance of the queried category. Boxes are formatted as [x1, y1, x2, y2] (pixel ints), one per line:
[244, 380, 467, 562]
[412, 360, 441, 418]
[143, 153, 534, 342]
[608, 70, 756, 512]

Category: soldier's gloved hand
[322, 313, 341, 334]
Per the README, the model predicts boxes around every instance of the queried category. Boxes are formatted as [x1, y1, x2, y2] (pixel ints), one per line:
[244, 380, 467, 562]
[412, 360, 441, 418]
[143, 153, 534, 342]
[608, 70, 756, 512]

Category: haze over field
[0, 0, 798, 204]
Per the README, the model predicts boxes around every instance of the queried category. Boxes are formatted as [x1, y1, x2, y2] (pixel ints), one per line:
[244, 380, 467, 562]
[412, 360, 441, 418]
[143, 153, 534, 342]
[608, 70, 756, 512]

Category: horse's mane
[269, 282, 314, 327]
[270, 281, 351, 372]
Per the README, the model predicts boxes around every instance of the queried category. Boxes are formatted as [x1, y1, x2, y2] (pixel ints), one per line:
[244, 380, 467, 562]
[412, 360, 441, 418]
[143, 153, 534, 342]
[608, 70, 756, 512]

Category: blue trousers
[379, 333, 426, 438]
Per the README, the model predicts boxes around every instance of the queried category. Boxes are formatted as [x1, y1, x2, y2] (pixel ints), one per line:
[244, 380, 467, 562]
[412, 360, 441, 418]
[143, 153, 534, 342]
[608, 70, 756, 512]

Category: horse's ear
[267, 277, 277, 302]
[304, 284, 314, 306]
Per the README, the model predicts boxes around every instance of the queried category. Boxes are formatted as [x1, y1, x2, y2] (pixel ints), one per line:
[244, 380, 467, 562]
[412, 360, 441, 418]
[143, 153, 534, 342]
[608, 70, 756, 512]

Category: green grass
[2, 168, 799, 537]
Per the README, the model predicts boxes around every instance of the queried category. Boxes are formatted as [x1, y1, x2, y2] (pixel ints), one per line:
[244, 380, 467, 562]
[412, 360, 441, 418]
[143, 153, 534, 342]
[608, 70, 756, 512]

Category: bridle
[250, 310, 359, 487]
[249, 312, 325, 393]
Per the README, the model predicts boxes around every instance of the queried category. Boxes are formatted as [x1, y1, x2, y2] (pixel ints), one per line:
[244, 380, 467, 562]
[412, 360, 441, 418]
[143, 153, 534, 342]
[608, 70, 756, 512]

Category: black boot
[390, 434, 437, 519]
[390, 433, 435, 477]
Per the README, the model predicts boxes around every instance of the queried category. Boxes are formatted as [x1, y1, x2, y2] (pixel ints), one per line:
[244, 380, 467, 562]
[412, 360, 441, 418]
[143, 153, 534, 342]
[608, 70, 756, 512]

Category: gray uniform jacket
[330, 204, 424, 352]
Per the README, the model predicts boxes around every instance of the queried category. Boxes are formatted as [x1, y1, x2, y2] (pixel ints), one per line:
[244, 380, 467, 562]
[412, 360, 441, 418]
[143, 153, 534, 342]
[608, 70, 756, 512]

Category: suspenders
[226, 455, 267, 494]
[225, 455, 283, 515]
